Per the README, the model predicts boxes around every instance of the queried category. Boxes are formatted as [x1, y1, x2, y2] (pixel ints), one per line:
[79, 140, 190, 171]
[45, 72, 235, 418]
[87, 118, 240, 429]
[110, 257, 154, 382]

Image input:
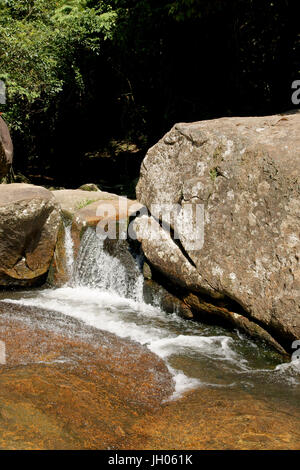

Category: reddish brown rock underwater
[0, 302, 173, 449]
[0, 302, 299, 450]
[0, 184, 60, 287]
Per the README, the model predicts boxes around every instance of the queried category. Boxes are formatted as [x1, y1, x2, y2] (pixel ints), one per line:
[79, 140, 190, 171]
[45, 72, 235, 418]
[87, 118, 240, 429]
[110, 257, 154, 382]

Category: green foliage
[0, 0, 298, 190]
[75, 198, 94, 210]
[209, 168, 218, 182]
[0, 0, 116, 130]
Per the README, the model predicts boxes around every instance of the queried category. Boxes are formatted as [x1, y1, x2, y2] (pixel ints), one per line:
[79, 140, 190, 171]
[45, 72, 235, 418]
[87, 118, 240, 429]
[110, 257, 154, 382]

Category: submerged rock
[0, 302, 299, 450]
[135, 113, 300, 351]
[47, 221, 70, 287]
[0, 302, 173, 450]
[0, 184, 60, 286]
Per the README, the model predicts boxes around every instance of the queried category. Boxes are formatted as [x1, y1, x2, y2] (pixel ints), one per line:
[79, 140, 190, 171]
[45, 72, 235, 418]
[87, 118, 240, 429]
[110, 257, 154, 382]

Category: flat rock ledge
[0, 301, 173, 450]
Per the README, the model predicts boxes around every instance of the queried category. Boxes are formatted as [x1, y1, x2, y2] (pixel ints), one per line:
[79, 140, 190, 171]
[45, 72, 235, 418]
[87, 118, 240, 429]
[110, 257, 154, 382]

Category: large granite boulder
[0, 184, 60, 286]
[135, 113, 300, 350]
[0, 116, 13, 179]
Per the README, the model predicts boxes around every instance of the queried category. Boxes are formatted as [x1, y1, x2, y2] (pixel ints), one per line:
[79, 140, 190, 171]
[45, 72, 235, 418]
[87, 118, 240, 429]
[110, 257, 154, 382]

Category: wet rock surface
[0, 301, 299, 450]
[130, 387, 300, 450]
[0, 302, 173, 449]
[136, 113, 300, 351]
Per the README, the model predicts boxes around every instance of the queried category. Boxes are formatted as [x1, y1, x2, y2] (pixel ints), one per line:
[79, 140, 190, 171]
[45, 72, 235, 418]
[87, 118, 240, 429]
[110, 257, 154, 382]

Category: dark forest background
[0, 0, 299, 195]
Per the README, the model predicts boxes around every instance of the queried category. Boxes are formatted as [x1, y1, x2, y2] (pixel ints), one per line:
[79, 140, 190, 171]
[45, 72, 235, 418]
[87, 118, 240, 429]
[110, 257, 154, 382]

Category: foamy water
[64, 224, 75, 280]
[2, 227, 300, 401]
[3, 284, 300, 400]
[2, 287, 206, 398]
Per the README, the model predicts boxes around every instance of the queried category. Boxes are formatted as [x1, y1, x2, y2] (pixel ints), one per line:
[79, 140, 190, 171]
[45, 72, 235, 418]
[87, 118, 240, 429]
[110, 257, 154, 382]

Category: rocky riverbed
[0, 302, 173, 449]
[0, 301, 299, 450]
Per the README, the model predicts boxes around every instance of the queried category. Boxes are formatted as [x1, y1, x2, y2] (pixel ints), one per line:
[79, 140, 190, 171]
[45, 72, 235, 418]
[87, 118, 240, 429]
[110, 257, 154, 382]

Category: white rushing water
[2, 227, 300, 400]
[72, 228, 144, 302]
[64, 224, 75, 280]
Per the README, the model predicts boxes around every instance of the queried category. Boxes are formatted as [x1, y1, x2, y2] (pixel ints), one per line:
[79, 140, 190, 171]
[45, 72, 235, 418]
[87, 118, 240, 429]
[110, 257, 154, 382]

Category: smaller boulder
[0, 184, 60, 286]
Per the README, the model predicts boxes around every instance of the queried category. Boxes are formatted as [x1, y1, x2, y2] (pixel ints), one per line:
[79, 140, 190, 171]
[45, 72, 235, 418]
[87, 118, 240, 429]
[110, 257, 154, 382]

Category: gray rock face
[0, 184, 60, 286]
[135, 113, 300, 348]
[0, 117, 13, 179]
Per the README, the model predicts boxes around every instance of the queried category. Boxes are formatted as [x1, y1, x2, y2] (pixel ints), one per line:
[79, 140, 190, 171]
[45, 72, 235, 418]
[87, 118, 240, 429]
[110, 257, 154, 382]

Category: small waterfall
[64, 224, 75, 280]
[3, 222, 299, 404]
[72, 227, 144, 302]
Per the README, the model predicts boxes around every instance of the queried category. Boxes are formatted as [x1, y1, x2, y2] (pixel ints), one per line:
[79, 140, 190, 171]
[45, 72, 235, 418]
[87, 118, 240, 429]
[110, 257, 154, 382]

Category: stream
[1, 226, 300, 413]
